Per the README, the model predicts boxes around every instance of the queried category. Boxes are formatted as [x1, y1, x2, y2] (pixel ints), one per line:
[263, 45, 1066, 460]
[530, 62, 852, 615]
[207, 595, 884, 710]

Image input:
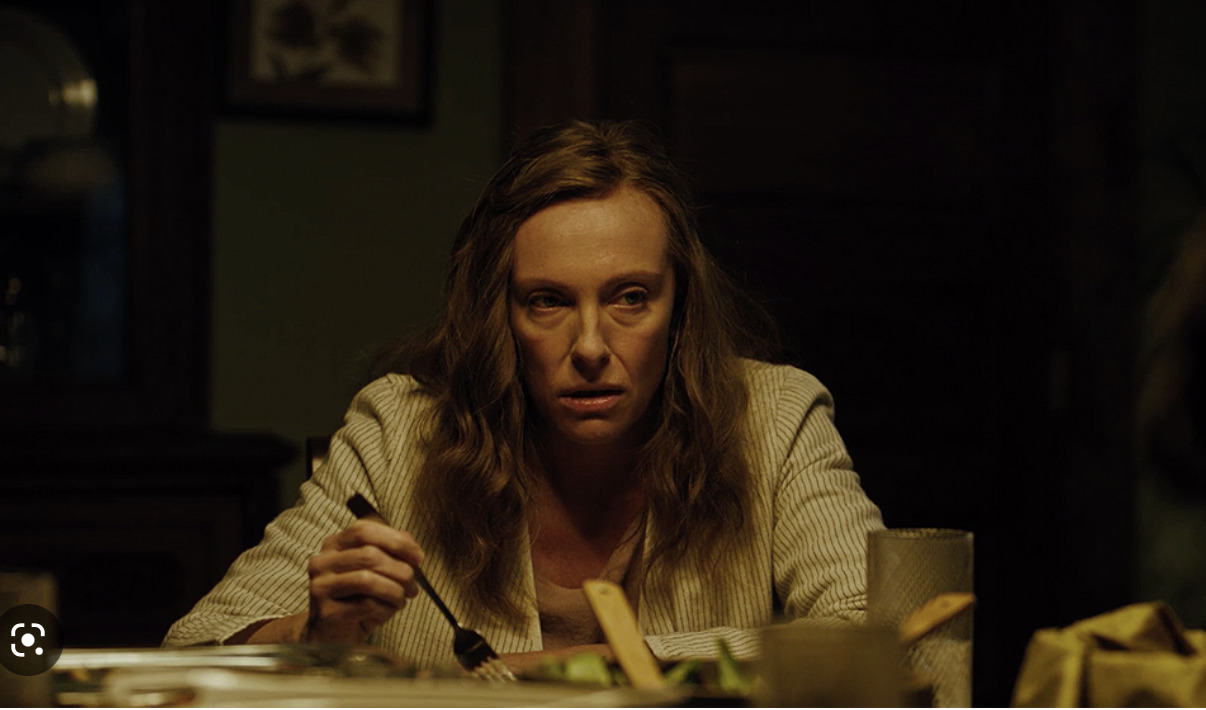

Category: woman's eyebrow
[511, 270, 666, 292]
[606, 270, 664, 287]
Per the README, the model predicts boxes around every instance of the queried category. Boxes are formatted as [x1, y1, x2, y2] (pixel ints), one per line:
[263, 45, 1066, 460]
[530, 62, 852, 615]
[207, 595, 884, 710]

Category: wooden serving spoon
[583, 579, 665, 690]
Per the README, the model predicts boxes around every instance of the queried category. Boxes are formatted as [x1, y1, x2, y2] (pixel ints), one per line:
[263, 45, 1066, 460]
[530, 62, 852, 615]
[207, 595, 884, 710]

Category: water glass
[867, 528, 973, 707]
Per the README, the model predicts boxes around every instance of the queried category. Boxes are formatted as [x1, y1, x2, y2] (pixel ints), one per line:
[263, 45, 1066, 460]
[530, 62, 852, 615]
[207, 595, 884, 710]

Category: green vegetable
[526, 637, 755, 696]
[663, 658, 702, 686]
[562, 651, 613, 686]
[536, 656, 566, 682]
[715, 638, 754, 696]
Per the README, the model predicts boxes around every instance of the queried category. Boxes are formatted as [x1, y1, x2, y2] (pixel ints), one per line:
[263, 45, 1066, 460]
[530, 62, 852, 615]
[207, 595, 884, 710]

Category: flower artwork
[228, 0, 427, 118]
[251, 0, 398, 87]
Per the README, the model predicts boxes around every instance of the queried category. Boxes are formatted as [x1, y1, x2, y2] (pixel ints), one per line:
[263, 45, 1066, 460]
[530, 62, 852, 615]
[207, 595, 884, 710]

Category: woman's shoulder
[333, 374, 437, 481]
[358, 371, 431, 398]
[739, 358, 832, 404]
[737, 360, 851, 482]
[344, 373, 438, 430]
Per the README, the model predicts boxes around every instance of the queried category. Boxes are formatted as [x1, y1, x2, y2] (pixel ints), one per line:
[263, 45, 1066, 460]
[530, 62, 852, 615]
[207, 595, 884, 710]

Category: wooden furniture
[0, 0, 293, 647]
[0, 431, 292, 647]
[0, 0, 217, 430]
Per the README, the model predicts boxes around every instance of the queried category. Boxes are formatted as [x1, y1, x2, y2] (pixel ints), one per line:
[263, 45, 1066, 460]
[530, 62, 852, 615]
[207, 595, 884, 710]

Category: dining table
[37, 644, 711, 708]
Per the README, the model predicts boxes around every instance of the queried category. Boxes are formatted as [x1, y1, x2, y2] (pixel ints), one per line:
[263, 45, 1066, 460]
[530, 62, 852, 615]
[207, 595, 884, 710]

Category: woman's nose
[571, 309, 610, 375]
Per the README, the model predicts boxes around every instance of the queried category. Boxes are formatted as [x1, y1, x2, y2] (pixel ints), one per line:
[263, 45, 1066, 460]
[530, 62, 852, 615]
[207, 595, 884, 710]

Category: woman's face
[509, 186, 676, 451]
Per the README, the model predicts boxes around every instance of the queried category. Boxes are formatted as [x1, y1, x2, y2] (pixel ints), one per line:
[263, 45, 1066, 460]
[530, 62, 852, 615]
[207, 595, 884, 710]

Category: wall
[208, 1, 503, 507]
[1136, 0, 1206, 629]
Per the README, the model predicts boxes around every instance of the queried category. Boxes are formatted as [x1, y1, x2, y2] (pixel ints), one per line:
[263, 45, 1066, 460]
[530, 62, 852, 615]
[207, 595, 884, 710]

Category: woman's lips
[559, 389, 623, 413]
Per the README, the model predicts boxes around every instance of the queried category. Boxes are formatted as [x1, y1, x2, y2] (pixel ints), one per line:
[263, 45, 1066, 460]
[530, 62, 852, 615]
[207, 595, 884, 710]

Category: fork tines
[457, 632, 490, 667]
[455, 629, 516, 681]
[475, 656, 518, 682]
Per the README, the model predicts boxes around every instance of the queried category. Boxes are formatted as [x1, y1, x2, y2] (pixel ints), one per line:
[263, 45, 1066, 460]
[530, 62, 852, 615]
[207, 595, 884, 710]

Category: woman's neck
[528, 436, 646, 585]
[535, 437, 640, 505]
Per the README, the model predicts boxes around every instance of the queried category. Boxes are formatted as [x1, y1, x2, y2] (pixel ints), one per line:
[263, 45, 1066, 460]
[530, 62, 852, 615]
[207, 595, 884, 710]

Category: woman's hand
[228, 515, 424, 646]
[303, 517, 425, 644]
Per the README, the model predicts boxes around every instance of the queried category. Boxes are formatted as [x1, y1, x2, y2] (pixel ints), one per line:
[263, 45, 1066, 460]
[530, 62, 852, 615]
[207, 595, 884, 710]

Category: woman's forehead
[511, 187, 671, 279]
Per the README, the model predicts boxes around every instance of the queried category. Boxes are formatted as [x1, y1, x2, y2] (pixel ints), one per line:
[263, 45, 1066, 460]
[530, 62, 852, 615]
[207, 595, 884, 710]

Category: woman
[164, 119, 884, 670]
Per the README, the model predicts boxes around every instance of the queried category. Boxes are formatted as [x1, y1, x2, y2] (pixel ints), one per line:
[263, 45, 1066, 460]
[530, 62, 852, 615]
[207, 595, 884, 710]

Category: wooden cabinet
[0, 432, 292, 647]
[0, 0, 214, 430]
[0, 1, 294, 646]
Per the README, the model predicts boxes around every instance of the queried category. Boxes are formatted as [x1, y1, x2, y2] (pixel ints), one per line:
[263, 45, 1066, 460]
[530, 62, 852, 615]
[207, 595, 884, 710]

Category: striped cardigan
[163, 360, 884, 664]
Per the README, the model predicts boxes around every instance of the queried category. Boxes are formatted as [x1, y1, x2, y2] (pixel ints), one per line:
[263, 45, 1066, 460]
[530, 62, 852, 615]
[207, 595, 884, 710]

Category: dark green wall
[208, 1, 503, 506]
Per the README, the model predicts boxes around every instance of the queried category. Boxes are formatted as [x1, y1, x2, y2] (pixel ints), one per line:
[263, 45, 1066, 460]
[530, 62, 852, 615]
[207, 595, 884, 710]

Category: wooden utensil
[897, 592, 976, 646]
[582, 579, 664, 690]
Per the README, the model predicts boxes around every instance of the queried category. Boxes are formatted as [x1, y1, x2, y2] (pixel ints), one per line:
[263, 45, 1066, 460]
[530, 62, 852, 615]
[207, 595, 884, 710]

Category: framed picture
[227, 0, 430, 121]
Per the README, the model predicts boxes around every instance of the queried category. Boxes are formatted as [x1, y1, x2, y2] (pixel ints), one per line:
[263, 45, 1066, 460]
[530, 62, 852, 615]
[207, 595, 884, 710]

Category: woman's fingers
[310, 546, 420, 598]
[303, 520, 427, 644]
[315, 520, 423, 597]
[310, 582, 399, 620]
[305, 585, 398, 644]
[311, 564, 400, 602]
[324, 520, 424, 565]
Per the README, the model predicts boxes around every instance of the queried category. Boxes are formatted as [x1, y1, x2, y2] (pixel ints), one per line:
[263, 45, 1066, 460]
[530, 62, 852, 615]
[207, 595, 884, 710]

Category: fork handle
[345, 493, 461, 630]
[411, 566, 461, 629]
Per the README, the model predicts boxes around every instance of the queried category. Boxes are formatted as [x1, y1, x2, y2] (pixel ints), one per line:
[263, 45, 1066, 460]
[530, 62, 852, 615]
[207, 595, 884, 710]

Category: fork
[344, 493, 517, 681]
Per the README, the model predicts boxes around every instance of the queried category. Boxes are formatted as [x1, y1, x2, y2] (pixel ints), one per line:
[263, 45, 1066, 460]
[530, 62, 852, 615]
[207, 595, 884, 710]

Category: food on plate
[522, 638, 755, 698]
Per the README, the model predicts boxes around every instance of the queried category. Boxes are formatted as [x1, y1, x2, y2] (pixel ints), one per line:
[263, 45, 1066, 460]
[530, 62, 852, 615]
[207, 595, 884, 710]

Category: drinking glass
[867, 528, 973, 707]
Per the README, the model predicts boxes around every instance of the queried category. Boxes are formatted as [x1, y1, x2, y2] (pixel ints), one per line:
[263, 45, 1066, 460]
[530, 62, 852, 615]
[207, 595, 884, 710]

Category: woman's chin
[555, 422, 634, 449]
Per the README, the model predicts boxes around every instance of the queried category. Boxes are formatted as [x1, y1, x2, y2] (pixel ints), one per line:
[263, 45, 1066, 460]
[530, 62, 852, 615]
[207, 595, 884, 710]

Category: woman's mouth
[559, 389, 623, 413]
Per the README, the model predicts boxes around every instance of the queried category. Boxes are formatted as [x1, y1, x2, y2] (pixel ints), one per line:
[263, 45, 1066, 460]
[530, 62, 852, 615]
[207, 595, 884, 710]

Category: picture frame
[226, 0, 431, 121]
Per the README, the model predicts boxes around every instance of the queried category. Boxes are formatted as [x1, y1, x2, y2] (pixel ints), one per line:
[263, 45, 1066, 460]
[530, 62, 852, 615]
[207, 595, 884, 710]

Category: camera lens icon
[0, 605, 61, 676]
[13, 622, 47, 656]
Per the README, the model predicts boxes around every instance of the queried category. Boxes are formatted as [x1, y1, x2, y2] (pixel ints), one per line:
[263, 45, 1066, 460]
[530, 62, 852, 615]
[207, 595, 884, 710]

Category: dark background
[2, 0, 1205, 705]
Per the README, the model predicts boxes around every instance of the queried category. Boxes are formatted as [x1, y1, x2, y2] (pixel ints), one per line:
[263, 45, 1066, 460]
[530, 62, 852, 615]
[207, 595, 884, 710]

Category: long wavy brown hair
[377, 119, 779, 624]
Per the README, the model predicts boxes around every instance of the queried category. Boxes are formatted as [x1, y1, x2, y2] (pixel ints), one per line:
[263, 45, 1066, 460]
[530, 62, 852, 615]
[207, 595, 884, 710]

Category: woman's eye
[617, 290, 648, 307]
[529, 293, 563, 309]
